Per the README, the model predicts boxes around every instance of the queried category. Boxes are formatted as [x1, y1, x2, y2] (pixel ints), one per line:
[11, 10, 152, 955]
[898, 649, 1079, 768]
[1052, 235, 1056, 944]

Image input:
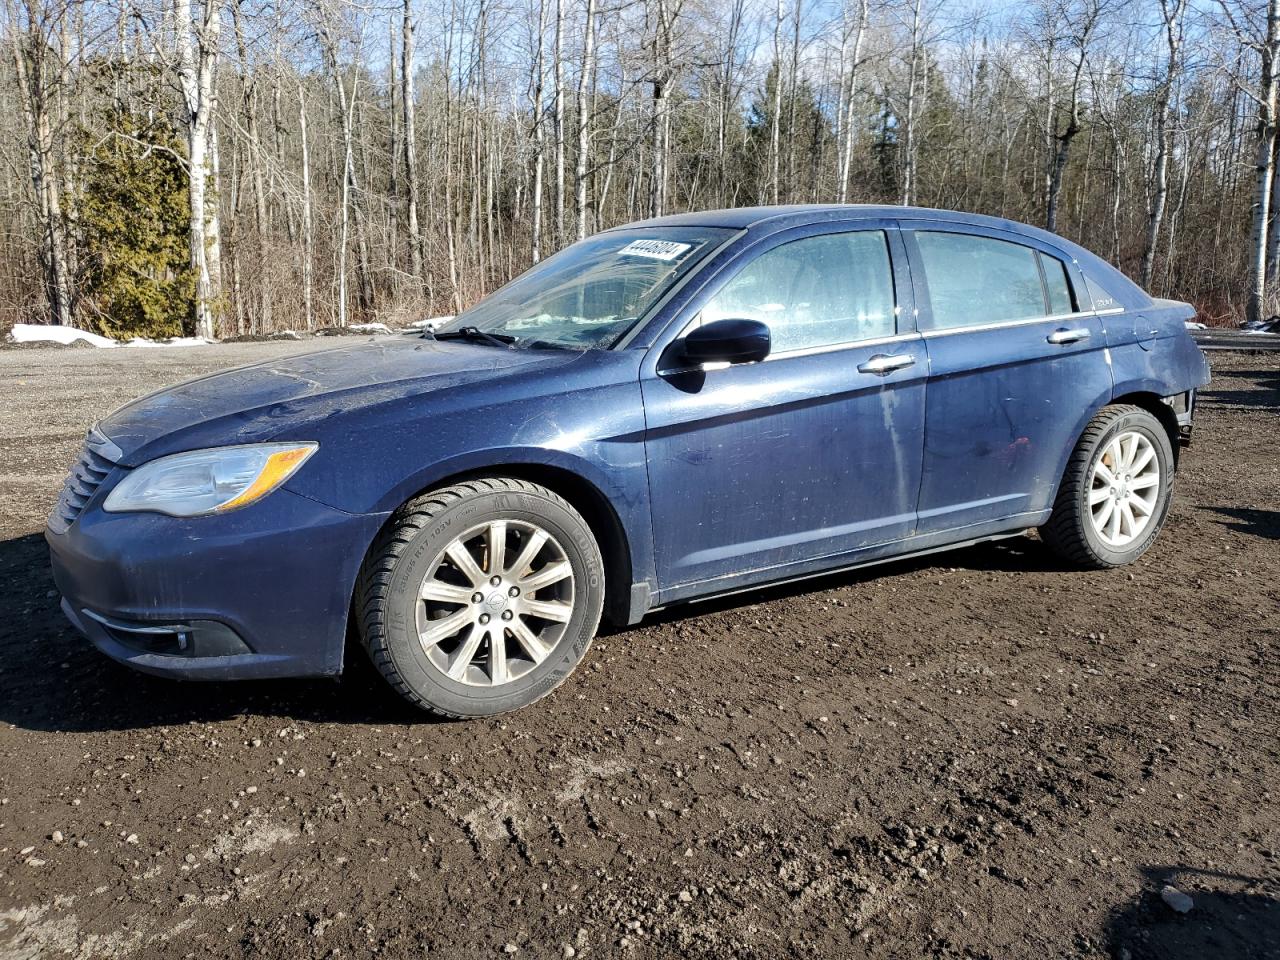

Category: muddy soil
[0, 344, 1276, 959]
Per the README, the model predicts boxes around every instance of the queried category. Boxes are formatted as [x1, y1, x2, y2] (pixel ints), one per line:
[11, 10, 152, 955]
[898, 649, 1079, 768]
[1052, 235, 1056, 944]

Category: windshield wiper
[433, 326, 517, 349]
[521, 339, 583, 351]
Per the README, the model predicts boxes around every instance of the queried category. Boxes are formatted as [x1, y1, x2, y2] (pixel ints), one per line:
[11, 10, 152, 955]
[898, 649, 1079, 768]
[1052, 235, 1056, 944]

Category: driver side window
[700, 230, 897, 354]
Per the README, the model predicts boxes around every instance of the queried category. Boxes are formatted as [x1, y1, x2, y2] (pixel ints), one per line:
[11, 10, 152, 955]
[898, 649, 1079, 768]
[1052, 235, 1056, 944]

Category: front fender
[283, 368, 655, 608]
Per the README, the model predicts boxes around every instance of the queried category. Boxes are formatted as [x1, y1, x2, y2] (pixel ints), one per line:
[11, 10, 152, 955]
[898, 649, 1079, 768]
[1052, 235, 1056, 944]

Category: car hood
[98, 338, 581, 466]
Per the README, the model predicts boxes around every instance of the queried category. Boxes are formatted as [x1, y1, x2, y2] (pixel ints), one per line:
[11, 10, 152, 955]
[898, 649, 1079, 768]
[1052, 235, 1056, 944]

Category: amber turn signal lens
[216, 446, 316, 512]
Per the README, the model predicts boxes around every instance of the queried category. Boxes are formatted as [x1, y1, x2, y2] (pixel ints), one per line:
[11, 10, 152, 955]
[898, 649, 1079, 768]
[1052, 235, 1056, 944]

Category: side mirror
[683, 319, 771, 366]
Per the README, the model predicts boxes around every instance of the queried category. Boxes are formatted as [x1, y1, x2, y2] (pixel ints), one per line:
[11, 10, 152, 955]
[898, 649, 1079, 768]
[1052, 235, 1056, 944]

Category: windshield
[440, 227, 735, 349]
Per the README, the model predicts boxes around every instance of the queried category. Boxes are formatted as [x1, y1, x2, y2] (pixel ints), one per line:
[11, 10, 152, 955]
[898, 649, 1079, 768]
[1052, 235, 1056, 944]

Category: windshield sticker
[618, 239, 692, 261]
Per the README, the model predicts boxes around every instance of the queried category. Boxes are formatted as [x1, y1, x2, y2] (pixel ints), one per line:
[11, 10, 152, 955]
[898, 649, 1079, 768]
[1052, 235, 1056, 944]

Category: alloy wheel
[415, 519, 576, 686]
[1088, 430, 1160, 548]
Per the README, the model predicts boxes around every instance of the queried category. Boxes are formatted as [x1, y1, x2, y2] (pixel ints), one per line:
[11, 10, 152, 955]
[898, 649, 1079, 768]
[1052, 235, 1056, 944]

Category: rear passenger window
[916, 232, 1048, 331]
[700, 230, 896, 353]
[1040, 254, 1075, 315]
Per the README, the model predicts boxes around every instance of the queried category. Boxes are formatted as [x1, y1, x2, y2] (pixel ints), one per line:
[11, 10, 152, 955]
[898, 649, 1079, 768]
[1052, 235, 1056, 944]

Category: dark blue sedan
[46, 206, 1211, 717]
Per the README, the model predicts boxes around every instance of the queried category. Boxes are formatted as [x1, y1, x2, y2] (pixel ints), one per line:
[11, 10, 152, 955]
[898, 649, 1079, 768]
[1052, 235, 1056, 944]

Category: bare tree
[836, 0, 869, 203]
[899, 0, 924, 206]
[529, 0, 547, 262]
[7, 0, 74, 327]
[402, 0, 424, 285]
[1044, 0, 1106, 233]
[174, 0, 226, 339]
[574, 0, 597, 239]
[1221, 0, 1279, 323]
[1139, 0, 1189, 289]
[553, 0, 565, 242]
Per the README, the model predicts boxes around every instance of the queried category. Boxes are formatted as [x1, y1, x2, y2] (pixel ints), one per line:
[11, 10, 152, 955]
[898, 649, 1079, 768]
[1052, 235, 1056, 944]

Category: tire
[1040, 404, 1175, 569]
[355, 477, 605, 718]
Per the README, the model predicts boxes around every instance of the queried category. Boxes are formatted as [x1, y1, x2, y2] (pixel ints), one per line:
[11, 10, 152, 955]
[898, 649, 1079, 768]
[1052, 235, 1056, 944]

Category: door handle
[1047, 327, 1091, 345]
[857, 354, 916, 375]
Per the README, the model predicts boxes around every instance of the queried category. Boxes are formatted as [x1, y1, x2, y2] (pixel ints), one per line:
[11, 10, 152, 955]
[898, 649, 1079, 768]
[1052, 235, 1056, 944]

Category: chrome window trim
[764, 331, 917, 361]
[656, 331, 918, 376]
[920, 309, 1115, 338]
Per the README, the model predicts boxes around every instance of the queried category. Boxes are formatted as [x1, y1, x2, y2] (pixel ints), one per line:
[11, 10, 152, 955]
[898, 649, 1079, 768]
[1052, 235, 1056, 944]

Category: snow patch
[7, 323, 118, 348]
[7, 324, 216, 349]
[409, 315, 454, 332]
[347, 322, 394, 335]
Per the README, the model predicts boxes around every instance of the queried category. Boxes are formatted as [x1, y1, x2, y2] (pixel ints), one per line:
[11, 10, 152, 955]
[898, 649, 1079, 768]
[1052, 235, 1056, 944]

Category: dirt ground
[0, 341, 1276, 960]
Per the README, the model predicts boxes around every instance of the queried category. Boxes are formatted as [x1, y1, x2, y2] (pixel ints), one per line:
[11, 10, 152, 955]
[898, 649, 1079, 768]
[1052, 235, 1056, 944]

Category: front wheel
[1040, 405, 1175, 568]
[356, 478, 605, 718]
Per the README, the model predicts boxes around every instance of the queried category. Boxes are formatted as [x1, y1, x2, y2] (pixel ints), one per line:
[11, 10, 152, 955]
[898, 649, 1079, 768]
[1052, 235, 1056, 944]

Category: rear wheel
[356, 478, 605, 718]
[1040, 405, 1175, 568]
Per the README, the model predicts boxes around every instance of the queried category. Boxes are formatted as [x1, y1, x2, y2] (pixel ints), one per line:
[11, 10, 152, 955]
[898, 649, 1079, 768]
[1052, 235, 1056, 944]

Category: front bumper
[47, 488, 388, 680]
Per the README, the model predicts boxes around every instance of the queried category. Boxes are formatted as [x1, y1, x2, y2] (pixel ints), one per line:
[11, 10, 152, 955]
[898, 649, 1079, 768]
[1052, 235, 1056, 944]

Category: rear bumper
[1163, 388, 1197, 446]
[47, 489, 388, 680]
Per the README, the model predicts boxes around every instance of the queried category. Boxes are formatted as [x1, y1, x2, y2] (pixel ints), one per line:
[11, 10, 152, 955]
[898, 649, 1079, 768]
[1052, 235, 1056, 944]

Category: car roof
[610, 204, 1150, 306]
[613, 204, 1055, 241]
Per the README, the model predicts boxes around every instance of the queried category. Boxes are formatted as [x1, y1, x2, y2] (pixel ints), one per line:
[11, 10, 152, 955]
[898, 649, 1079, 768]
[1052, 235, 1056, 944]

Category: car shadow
[1106, 866, 1280, 960]
[4, 526, 1070, 731]
[1197, 366, 1280, 413]
[0, 531, 434, 733]
[1201, 506, 1280, 541]
[616, 534, 1074, 631]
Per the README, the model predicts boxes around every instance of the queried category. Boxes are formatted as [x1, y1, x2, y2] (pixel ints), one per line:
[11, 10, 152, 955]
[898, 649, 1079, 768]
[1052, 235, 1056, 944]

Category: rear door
[640, 222, 927, 596]
[902, 224, 1111, 534]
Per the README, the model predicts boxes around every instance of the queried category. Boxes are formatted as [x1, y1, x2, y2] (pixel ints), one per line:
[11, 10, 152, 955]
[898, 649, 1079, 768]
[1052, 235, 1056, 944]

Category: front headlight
[103, 443, 318, 517]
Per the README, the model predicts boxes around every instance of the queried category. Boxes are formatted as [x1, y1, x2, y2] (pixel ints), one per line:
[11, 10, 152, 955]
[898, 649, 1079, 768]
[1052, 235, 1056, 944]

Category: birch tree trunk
[530, 0, 546, 262]
[232, 0, 269, 329]
[836, 0, 868, 203]
[784, 0, 802, 202]
[769, 0, 783, 204]
[319, 21, 367, 324]
[574, 0, 597, 240]
[8, 4, 74, 327]
[649, 0, 673, 217]
[297, 80, 314, 329]
[175, 0, 225, 339]
[402, 0, 424, 286]
[1247, 0, 1279, 323]
[553, 0, 565, 245]
[900, 0, 923, 206]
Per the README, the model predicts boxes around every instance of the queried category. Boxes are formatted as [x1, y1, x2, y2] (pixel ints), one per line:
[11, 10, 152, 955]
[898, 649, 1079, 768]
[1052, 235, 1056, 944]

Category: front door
[641, 224, 927, 597]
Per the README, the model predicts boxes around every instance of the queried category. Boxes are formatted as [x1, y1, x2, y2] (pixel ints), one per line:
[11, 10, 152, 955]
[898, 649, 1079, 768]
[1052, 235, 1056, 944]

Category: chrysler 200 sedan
[47, 206, 1210, 717]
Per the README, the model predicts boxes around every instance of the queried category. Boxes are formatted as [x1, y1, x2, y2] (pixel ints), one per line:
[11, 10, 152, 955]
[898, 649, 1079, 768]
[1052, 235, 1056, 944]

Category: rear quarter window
[1083, 274, 1124, 312]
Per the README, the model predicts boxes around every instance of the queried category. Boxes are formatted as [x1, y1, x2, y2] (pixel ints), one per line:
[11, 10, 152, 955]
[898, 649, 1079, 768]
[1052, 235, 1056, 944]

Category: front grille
[48, 427, 121, 534]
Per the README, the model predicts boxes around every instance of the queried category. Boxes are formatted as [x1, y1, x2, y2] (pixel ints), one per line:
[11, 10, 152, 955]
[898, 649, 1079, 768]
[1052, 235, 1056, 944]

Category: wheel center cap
[483, 591, 508, 614]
